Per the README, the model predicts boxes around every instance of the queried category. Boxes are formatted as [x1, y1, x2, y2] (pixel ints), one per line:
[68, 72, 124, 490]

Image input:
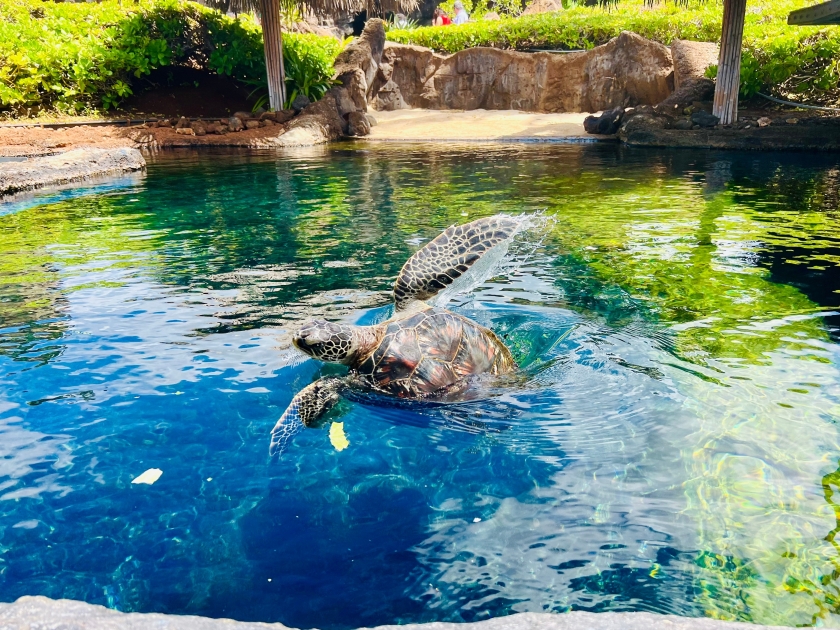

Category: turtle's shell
[353, 308, 514, 398]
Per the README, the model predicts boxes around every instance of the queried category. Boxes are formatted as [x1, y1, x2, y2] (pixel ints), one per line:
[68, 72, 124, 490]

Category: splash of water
[428, 212, 552, 309]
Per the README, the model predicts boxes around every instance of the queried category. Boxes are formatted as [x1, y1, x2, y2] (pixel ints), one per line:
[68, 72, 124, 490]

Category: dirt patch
[0, 120, 294, 157]
[119, 67, 258, 118]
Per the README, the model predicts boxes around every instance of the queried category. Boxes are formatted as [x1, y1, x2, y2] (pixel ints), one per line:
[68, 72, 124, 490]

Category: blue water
[2, 144, 840, 628]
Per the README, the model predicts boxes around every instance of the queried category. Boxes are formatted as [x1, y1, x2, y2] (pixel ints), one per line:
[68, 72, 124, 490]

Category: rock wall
[370, 32, 675, 114]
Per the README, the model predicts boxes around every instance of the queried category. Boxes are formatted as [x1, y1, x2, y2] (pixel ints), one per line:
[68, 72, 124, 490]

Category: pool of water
[1, 144, 840, 629]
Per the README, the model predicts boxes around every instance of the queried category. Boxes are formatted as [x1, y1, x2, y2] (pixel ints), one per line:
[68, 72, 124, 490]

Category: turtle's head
[293, 319, 366, 365]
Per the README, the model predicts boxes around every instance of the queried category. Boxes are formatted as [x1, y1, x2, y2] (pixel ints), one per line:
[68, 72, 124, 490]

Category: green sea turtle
[270, 215, 521, 457]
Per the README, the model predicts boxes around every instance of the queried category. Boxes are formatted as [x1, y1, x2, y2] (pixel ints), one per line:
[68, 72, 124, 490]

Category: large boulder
[370, 32, 673, 113]
[332, 18, 386, 112]
[671, 39, 719, 90]
[655, 39, 719, 111]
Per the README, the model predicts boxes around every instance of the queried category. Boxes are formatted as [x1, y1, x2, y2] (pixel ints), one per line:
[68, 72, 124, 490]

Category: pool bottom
[0, 596, 789, 630]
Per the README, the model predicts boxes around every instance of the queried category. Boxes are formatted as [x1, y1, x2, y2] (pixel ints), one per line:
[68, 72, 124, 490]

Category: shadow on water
[1, 144, 840, 628]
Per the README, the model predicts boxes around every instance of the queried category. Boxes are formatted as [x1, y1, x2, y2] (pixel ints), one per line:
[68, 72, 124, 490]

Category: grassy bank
[0, 0, 341, 117]
[387, 0, 840, 104]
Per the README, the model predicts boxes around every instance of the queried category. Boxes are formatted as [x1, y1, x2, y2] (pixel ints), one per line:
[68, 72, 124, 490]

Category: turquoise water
[1, 144, 840, 628]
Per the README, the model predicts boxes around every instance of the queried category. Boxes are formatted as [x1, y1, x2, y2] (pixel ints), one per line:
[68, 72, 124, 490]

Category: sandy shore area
[366, 109, 603, 142]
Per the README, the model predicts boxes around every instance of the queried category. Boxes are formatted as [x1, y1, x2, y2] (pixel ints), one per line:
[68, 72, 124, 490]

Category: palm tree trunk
[260, 0, 287, 111]
[712, 0, 747, 125]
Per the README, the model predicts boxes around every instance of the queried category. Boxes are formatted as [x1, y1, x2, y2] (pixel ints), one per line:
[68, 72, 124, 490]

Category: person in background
[452, 0, 469, 23]
[433, 7, 452, 24]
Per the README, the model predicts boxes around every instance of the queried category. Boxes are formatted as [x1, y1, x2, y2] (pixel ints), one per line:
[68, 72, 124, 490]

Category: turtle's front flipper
[270, 377, 346, 458]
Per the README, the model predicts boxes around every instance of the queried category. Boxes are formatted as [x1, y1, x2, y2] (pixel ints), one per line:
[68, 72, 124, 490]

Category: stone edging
[0, 596, 792, 630]
[0, 147, 145, 198]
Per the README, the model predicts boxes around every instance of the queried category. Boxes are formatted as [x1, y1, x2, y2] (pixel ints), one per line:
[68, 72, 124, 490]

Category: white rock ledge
[0, 147, 145, 197]
[0, 596, 790, 630]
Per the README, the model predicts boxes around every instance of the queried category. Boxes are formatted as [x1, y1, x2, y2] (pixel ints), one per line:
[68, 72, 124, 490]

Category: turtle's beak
[292, 331, 312, 354]
[292, 324, 325, 356]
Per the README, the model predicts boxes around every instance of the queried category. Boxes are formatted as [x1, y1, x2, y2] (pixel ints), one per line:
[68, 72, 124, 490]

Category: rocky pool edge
[0, 147, 145, 198]
[0, 596, 791, 629]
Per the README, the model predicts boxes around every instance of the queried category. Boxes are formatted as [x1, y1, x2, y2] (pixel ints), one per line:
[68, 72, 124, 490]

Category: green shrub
[0, 0, 341, 116]
[281, 34, 342, 108]
[387, 0, 840, 104]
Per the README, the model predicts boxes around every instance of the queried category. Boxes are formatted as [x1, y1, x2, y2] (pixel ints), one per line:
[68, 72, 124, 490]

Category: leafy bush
[281, 35, 342, 108]
[0, 0, 341, 115]
[387, 0, 840, 104]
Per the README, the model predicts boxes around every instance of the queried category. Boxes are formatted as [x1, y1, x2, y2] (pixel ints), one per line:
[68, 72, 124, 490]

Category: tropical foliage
[387, 0, 840, 104]
[0, 0, 341, 116]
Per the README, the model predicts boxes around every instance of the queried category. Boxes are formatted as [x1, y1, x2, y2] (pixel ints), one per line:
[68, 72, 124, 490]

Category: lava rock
[657, 77, 715, 110]
[228, 116, 244, 132]
[291, 94, 311, 112]
[245, 119, 261, 130]
[157, 119, 172, 128]
[259, 111, 277, 122]
[690, 110, 719, 128]
[347, 111, 372, 136]
[175, 116, 190, 129]
[232, 111, 252, 121]
[274, 109, 296, 124]
[757, 116, 772, 127]
[672, 118, 693, 130]
[190, 122, 207, 136]
[583, 107, 625, 135]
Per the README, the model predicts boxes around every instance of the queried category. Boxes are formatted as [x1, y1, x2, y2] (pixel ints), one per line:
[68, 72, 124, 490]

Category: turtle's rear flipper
[394, 215, 519, 311]
[270, 377, 346, 458]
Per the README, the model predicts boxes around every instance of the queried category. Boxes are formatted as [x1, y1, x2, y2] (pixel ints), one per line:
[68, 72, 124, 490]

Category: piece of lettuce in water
[131, 468, 163, 485]
[329, 422, 349, 451]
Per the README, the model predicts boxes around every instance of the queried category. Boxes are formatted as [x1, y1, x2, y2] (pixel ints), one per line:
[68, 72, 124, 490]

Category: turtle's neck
[347, 325, 384, 366]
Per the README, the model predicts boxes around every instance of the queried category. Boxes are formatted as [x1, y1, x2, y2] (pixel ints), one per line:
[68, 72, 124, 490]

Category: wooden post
[259, 0, 286, 111]
[712, 0, 748, 125]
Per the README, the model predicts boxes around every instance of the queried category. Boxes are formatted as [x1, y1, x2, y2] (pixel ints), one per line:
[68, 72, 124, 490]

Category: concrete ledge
[621, 120, 840, 151]
[0, 147, 145, 197]
[0, 596, 790, 630]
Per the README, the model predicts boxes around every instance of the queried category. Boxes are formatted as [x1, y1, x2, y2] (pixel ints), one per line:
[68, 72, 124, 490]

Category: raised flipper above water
[394, 215, 519, 311]
[269, 377, 346, 458]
